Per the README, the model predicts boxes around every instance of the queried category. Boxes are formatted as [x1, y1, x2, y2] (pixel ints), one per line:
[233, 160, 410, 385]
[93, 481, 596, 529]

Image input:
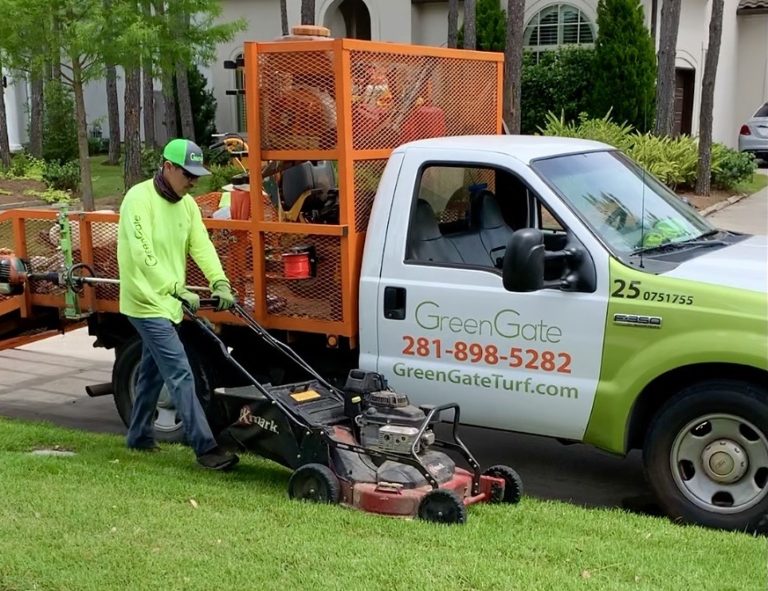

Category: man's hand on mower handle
[173, 286, 201, 313]
[211, 280, 235, 311]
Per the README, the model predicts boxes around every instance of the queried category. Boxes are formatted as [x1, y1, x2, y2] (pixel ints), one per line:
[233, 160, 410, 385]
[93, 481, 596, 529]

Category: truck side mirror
[502, 228, 545, 292]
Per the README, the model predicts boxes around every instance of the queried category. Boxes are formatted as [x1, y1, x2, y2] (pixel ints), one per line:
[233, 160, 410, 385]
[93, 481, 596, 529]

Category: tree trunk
[51, 19, 62, 83]
[71, 58, 95, 210]
[503, 0, 525, 134]
[447, 0, 459, 48]
[160, 67, 177, 142]
[29, 74, 44, 158]
[176, 63, 194, 140]
[154, 1, 177, 142]
[142, 1, 156, 149]
[695, 0, 724, 196]
[174, 11, 194, 140]
[301, 0, 315, 25]
[142, 63, 156, 149]
[280, 0, 289, 35]
[463, 0, 476, 50]
[124, 66, 143, 190]
[0, 66, 11, 170]
[654, 0, 682, 137]
[106, 64, 121, 164]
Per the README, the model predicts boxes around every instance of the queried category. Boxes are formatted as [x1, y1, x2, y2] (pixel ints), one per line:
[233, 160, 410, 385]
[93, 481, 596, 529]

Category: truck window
[406, 165, 515, 269]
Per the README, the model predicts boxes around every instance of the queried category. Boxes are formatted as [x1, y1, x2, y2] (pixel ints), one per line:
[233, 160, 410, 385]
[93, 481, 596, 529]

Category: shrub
[23, 188, 72, 204]
[42, 81, 79, 164]
[626, 133, 699, 189]
[710, 144, 757, 189]
[538, 111, 636, 151]
[539, 112, 757, 191]
[206, 163, 244, 192]
[42, 160, 81, 193]
[140, 148, 163, 179]
[591, 0, 656, 132]
[521, 48, 596, 135]
[4, 152, 45, 180]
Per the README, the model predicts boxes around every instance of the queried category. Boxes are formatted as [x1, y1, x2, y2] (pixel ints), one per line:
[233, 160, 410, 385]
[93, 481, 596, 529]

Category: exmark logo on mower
[236, 407, 279, 434]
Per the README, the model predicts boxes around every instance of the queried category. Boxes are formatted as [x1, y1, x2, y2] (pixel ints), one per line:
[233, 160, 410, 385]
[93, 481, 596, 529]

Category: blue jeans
[126, 317, 218, 457]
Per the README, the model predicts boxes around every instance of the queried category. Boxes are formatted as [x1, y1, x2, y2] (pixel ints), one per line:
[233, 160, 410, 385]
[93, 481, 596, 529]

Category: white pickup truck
[90, 135, 766, 533]
[354, 135, 767, 532]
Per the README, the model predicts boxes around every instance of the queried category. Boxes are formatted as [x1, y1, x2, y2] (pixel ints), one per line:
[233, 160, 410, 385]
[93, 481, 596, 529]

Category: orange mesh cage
[0, 40, 501, 345]
[245, 38, 503, 341]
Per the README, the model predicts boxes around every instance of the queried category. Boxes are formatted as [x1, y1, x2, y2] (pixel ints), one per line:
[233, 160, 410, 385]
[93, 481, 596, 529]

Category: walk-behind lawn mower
[189, 300, 523, 525]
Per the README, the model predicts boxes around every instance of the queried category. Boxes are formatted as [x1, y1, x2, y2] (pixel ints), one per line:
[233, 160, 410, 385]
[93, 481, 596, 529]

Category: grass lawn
[0, 418, 764, 591]
[89, 156, 218, 204]
[90, 158, 124, 202]
[735, 169, 768, 195]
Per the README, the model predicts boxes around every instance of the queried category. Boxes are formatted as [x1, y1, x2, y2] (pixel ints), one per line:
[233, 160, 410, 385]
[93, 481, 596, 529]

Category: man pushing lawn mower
[117, 138, 238, 471]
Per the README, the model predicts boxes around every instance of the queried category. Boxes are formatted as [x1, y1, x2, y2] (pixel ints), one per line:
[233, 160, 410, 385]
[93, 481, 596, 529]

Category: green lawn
[735, 169, 768, 195]
[89, 156, 218, 203]
[90, 158, 125, 201]
[0, 418, 764, 591]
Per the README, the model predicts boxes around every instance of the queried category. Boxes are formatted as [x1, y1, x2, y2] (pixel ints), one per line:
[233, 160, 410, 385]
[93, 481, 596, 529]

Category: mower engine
[358, 390, 435, 455]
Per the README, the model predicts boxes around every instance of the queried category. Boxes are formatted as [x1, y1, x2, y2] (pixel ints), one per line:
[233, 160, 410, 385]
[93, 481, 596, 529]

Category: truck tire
[112, 337, 214, 444]
[643, 380, 768, 533]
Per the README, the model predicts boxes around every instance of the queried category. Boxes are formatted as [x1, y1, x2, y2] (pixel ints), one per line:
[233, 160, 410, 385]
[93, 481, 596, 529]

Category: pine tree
[591, 0, 656, 131]
[459, 0, 506, 51]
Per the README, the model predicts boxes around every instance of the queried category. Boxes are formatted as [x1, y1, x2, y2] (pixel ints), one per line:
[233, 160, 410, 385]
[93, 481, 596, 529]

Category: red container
[282, 247, 313, 279]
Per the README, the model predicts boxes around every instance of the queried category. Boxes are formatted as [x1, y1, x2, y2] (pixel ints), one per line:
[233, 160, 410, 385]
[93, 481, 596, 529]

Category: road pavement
[0, 180, 765, 515]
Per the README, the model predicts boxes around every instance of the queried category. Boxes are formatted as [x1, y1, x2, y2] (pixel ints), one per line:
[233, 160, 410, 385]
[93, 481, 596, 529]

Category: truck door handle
[383, 286, 406, 320]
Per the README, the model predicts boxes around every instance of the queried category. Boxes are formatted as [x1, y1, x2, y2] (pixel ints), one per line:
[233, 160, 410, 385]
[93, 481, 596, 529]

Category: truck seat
[476, 191, 514, 267]
[407, 200, 463, 264]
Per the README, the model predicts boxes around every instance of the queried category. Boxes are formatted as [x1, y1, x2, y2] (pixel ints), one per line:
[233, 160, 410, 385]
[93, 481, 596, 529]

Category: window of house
[235, 54, 246, 132]
[524, 4, 595, 61]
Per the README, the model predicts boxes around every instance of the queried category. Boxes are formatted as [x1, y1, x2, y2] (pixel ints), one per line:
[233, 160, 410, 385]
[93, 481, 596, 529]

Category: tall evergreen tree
[459, 0, 506, 51]
[592, 0, 656, 131]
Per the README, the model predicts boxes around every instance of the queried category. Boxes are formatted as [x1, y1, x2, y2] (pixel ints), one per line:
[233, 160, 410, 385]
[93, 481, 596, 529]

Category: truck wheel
[643, 380, 768, 533]
[112, 337, 213, 444]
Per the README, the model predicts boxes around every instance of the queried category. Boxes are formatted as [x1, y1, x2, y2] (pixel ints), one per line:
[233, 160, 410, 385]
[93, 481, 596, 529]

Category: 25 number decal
[611, 279, 641, 299]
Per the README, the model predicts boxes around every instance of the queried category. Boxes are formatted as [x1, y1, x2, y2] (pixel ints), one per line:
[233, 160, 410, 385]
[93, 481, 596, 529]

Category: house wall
[2, 70, 29, 152]
[4, 1, 765, 153]
[736, 12, 768, 130]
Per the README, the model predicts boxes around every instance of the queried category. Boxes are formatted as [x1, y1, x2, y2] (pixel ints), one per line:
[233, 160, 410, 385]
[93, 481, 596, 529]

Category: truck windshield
[532, 150, 715, 256]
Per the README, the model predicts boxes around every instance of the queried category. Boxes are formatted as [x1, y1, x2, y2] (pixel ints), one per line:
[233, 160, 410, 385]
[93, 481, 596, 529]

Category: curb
[699, 192, 749, 217]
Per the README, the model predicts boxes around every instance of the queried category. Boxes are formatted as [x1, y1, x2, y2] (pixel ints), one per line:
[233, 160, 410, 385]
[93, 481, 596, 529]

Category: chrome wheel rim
[670, 413, 768, 514]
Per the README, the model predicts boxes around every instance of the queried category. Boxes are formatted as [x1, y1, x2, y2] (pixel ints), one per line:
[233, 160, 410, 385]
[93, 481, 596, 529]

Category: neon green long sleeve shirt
[117, 179, 227, 323]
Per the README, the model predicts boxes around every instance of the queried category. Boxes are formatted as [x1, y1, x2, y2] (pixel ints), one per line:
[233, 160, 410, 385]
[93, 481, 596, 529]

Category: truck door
[374, 151, 610, 441]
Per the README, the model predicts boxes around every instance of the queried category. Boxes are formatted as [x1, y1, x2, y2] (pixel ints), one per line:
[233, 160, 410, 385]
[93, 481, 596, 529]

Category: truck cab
[360, 135, 768, 532]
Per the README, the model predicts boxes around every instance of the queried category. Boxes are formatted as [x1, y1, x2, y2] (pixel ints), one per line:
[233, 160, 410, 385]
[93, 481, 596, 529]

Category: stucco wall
[2, 70, 28, 151]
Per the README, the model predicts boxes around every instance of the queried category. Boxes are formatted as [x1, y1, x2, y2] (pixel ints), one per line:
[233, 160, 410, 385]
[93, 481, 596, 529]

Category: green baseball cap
[163, 138, 211, 177]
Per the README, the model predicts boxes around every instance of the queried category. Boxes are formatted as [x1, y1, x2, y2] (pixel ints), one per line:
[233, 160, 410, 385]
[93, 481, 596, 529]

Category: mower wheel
[484, 465, 524, 504]
[288, 464, 340, 504]
[417, 489, 467, 525]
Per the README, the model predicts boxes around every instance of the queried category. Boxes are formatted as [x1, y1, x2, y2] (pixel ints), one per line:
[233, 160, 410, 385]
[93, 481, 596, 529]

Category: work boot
[196, 446, 239, 471]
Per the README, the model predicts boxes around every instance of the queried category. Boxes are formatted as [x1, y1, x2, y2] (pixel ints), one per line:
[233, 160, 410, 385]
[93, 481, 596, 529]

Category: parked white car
[738, 102, 768, 162]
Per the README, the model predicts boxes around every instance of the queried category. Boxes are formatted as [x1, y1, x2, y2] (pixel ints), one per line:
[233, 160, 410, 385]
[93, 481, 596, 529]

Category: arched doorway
[324, 0, 371, 40]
